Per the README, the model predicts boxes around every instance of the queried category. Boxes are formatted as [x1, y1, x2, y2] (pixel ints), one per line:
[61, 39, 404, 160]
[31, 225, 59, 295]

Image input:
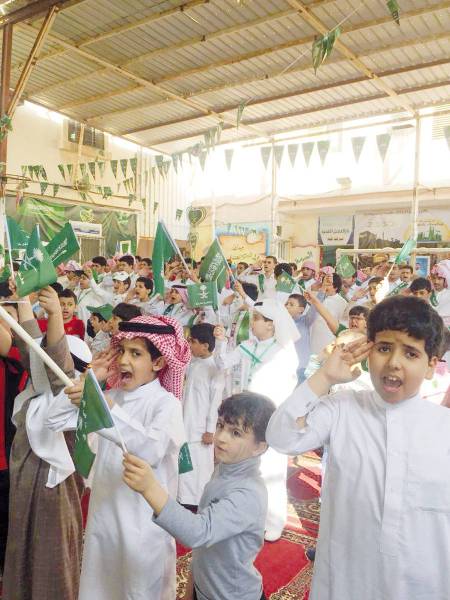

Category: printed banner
[216, 222, 270, 264]
[319, 215, 354, 246]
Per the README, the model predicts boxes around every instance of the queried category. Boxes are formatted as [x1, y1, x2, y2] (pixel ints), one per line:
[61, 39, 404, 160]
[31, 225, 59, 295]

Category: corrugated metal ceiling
[5, 0, 450, 152]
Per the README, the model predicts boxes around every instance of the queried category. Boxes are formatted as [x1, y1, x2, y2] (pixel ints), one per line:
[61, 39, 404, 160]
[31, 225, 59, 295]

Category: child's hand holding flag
[123, 453, 169, 515]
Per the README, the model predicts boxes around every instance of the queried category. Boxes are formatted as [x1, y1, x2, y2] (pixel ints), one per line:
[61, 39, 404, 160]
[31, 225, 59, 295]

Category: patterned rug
[176, 453, 321, 599]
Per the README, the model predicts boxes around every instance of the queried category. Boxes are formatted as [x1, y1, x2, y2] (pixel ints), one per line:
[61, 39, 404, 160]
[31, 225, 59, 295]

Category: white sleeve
[206, 371, 226, 432]
[45, 388, 79, 432]
[213, 339, 242, 371]
[98, 399, 184, 468]
[266, 380, 335, 455]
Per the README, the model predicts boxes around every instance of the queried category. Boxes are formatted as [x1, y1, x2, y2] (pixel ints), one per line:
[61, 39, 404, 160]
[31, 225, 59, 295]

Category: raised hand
[91, 347, 118, 382]
[64, 377, 85, 407]
[213, 324, 226, 341]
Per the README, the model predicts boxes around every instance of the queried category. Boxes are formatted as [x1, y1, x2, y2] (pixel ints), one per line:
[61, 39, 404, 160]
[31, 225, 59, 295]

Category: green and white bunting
[302, 142, 315, 167]
[287, 144, 299, 167]
[387, 0, 400, 25]
[120, 158, 128, 178]
[317, 140, 330, 166]
[110, 160, 118, 178]
[274, 145, 284, 168]
[40, 182, 48, 195]
[312, 27, 341, 72]
[376, 133, 391, 162]
[225, 148, 234, 171]
[351, 136, 366, 163]
[129, 157, 137, 176]
[199, 151, 207, 171]
[260, 146, 272, 169]
[88, 161, 96, 179]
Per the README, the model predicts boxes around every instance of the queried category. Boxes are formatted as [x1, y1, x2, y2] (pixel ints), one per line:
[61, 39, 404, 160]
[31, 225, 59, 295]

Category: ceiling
[4, 0, 450, 153]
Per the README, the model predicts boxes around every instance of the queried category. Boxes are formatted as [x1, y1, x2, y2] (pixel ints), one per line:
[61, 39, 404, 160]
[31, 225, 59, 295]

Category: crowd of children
[0, 249, 449, 600]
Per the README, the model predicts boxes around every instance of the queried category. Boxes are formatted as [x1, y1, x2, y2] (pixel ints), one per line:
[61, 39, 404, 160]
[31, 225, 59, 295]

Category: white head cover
[25, 336, 92, 488]
[253, 298, 300, 347]
[434, 260, 450, 288]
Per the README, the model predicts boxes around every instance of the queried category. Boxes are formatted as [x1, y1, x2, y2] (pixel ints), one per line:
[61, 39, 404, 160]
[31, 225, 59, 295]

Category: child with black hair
[178, 323, 225, 507]
[118, 254, 138, 286]
[409, 276, 432, 301]
[51, 315, 191, 600]
[109, 302, 142, 336]
[123, 391, 276, 600]
[128, 276, 164, 315]
[87, 304, 113, 354]
[267, 296, 449, 600]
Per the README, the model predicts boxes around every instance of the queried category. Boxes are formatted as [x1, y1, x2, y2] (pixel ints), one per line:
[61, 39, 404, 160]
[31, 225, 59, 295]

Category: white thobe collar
[120, 377, 163, 403]
[371, 389, 422, 411]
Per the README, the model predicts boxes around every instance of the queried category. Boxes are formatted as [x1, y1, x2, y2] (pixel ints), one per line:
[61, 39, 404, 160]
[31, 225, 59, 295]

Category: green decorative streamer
[387, 0, 400, 25]
[52, 184, 59, 196]
[39, 166, 48, 180]
[120, 158, 128, 178]
[34, 165, 41, 179]
[58, 164, 66, 180]
[40, 182, 48, 195]
[312, 27, 341, 73]
[88, 161, 96, 179]
[67, 164, 73, 178]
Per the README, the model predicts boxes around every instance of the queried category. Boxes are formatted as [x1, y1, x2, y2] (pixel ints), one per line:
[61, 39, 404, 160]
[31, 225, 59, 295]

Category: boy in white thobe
[47, 315, 191, 600]
[214, 299, 299, 541]
[266, 296, 449, 600]
[178, 323, 225, 506]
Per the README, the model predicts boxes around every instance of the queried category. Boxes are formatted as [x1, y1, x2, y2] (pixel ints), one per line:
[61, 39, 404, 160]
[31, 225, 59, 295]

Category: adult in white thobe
[178, 356, 225, 505]
[46, 378, 185, 600]
[215, 336, 298, 537]
[266, 381, 450, 600]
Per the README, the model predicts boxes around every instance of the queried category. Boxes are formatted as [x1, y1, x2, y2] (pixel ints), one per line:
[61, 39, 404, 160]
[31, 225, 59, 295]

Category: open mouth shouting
[381, 374, 402, 393]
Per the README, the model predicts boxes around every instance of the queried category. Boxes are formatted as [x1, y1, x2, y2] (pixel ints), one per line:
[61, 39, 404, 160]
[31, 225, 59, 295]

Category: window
[68, 121, 105, 151]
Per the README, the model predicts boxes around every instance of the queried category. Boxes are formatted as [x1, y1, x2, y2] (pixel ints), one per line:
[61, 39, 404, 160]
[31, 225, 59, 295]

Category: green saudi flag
[152, 221, 180, 295]
[178, 442, 193, 474]
[188, 281, 218, 310]
[74, 370, 114, 478]
[335, 255, 356, 278]
[16, 226, 57, 297]
[45, 222, 80, 267]
[395, 238, 416, 264]
[6, 216, 29, 250]
[388, 281, 409, 297]
[276, 271, 296, 293]
[199, 239, 229, 292]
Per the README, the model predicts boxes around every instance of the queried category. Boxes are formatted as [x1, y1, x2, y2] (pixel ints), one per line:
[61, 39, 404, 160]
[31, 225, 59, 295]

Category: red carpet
[176, 453, 321, 599]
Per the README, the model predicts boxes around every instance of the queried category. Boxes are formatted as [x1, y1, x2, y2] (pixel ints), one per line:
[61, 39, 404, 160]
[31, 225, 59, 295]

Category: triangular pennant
[40, 182, 48, 195]
[129, 157, 137, 176]
[40, 166, 48, 180]
[102, 186, 112, 198]
[153, 201, 159, 214]
[33, 165, 41, 179]
[172, 153, 179, 174]
[79, 163, 87, 177]
[120, 158, 128, 178]
[225, 148, 234, 171]
[203, 130, 211, 151]
[176, 209, 183, 221]
[216, 122, 224, 145]
[351, 136, 366, 163]
[287, 144, 299, 167]
[110, 160, 118, 178]
[312, 27, 341, 73]
[151, 166, 157, 181]
[317, 140, 330, 166]
[88, 161, 96, 179]
[67, 164, 73, 178]
[98, 161, 105, 177]
[79, 192, 87, 202]
[21, 165, 27, 177]
[162, 161, 170, 177]
[199, 151, 207, 171]
[123, 179, 129, 193]
[155, 155, 164, 177]
[274, 145, 284, 168]
[28, 165, 34, 179]
[57, 164, 66, 180]
[387, 0, 400, 25]
[302, 142, 315, 166]
[52, 184, 59, 196]
[237, 101, 247, 129]
[117, 182, 122, 193]
[260, 146, 272, 169]
[376, 133, 391, 162]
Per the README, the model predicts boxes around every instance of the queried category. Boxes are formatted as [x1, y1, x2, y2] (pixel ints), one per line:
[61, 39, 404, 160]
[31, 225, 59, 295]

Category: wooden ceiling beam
[120, 57, 450, 136]
[0, 0, 67, 26]
[15, 20, 269, 140]
[285, 0, 416, 115]
[85, 29, 450, 123]
[137, 79, 450, 147]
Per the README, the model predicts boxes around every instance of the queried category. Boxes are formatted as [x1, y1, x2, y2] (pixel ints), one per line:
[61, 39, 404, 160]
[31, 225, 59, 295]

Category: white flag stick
[0, 303, 72, 386]
[3, 216, 16, 282]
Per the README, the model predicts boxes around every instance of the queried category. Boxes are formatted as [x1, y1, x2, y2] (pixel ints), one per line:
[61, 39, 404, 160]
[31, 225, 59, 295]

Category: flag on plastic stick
[16, 225, 57, 297]
[387, 281, 409, 297]
[394, 238, 416, 264]
[188, 281, 218, 310]
[152, 221, 181, 295]
[335, 255, 356, 278]
[45, 222, 80, 267]
[199, 239, 230, 292]
[276, 271, 296, 293]
[74, 370, 127, 478]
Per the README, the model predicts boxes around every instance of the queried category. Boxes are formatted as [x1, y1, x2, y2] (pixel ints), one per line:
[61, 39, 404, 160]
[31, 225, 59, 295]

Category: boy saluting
[266, 295, 449, 600]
